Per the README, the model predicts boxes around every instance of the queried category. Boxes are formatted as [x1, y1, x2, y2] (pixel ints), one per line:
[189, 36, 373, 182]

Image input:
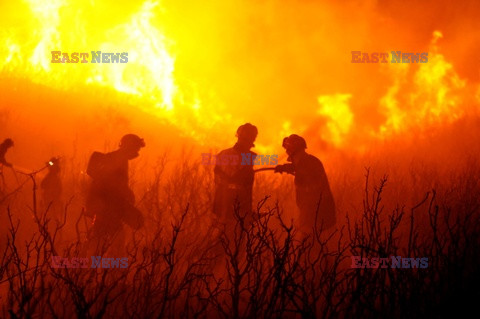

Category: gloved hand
[274, 164, 294, 174]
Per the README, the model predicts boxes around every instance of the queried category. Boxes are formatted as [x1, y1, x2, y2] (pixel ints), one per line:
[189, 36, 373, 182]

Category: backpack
[86, 151, 107, 180]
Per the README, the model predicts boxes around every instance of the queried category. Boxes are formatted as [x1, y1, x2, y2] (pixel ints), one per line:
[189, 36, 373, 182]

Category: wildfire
[317, 94, 353, 147]
[3, 0, 176, 109]
[0, 1, 476, 153]
[378, 31, 467, 137]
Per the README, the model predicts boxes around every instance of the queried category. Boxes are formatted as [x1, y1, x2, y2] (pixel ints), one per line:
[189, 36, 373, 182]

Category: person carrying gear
[275, 134, 336, 232]
[85, 134, 145, 245]
[214, 123, 258, 225]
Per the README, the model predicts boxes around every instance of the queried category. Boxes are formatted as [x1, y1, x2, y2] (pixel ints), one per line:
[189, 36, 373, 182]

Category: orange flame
[1, 1, 477, 153]
[378, 31, 466, 137]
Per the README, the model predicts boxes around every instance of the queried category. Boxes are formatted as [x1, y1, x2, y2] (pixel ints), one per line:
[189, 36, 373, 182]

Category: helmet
[120, 134, 145, 149]
[282, 134, 307, 150]
[236, 123, 258, 139]
[3, 138, 14, 147]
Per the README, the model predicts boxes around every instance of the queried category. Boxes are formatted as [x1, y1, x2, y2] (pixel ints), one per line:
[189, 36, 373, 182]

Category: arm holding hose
[274, 163, 295, 175]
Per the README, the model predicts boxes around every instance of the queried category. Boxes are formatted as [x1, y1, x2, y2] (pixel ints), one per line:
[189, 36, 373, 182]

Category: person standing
[85, 134, 145, 249]
[275, 134, 336, 233]
[40, 157, 63, 220]
[214, 123, 258, 226]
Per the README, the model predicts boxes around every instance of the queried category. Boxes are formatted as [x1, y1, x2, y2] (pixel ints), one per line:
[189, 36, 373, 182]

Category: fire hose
[254, 167, 276, 173]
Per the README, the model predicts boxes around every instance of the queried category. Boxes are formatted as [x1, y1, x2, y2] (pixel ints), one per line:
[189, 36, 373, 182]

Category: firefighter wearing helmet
[120, 134, 146, 158]
[214, 123, 258, 225]
[85, 134, 145, 249]
[275, 134, 336, 232]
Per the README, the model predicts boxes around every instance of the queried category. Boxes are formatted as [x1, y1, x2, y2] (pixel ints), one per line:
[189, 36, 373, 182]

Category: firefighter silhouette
[85, 134, 145, 245]
[214, 123, 257, 225]
[40, 157, 63, 220]
[275, 134, 336, 232]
